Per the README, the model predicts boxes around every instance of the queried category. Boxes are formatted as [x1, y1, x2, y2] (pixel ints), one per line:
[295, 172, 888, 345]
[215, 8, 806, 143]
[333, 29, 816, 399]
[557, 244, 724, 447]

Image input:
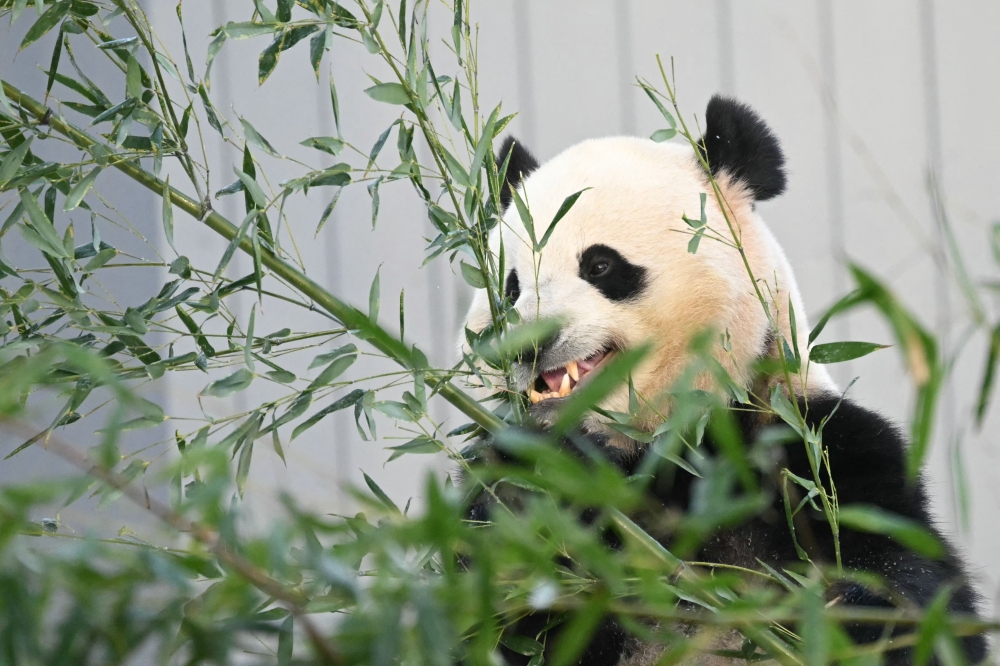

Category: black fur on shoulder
[461, 396, 988, 665]
[700, 95, 787, 201]
[496, 135, 540, 210]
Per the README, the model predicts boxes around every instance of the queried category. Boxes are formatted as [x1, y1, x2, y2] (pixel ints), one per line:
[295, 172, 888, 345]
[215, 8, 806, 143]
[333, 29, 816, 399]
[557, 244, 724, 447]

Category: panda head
[461, 95, 836, 438]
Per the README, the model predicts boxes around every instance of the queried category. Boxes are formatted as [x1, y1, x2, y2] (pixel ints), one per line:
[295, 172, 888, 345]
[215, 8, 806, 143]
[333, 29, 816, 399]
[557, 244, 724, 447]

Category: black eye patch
[504, 268, 521, 304]
[579, 244, 647, 302]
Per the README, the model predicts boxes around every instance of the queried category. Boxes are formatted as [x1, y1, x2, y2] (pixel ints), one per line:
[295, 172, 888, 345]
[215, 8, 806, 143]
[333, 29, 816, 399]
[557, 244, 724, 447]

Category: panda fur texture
[459, 95, 988, 665]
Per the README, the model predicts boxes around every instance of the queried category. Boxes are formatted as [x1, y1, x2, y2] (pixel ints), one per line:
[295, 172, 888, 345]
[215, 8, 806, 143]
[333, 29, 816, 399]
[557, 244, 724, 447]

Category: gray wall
[2, 0, 998, 613]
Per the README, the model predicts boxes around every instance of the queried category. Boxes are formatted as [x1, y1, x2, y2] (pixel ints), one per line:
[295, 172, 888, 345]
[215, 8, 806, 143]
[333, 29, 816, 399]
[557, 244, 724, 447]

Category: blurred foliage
[0, 1, 997, 664]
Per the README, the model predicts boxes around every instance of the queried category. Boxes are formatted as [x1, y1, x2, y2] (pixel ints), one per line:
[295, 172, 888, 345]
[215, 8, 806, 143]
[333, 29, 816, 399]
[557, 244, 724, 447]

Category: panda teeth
[530, 389, 543, 404]
[558, 373, 571, 397]
[566, 361, 579, 382]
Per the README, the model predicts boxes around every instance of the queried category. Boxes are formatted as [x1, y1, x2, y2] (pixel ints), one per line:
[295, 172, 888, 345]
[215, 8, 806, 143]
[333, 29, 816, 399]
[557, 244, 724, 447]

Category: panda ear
[700, 95, 786, 201]
[496, 135, 539, 210]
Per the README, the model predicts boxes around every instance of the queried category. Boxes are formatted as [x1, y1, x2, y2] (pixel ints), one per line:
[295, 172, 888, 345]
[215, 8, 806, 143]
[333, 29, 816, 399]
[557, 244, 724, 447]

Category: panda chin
[527, 347, 616, 404]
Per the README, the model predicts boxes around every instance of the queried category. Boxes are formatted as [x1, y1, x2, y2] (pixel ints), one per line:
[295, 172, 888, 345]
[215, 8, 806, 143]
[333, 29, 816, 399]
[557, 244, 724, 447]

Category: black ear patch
[701, 95, 786, 201]
[497, 135, 539, 210]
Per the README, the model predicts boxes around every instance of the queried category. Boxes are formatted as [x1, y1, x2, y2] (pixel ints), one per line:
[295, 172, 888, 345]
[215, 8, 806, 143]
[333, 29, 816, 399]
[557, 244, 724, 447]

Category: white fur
[461, 137, 836, 433]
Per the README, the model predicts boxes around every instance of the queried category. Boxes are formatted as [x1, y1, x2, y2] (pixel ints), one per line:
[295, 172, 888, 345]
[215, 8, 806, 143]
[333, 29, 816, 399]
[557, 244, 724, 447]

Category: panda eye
[504, 269, 521, 304]
[589, 259, 611, 278]
[579, 244, 648, 302]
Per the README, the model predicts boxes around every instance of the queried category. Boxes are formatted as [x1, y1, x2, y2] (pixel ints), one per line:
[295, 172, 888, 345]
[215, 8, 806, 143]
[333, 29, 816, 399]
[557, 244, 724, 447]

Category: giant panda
[458, 95, 988, 665]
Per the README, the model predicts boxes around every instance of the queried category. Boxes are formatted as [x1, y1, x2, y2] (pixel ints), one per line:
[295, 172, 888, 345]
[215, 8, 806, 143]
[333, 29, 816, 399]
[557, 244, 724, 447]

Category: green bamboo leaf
[213, 209, 258, 281]
[308, 354, 356, 390]
[538, 188, 590, 250]
[125, 55, 143, 100]
[277, 615, 293, 666]
[386, 436, 440, 462]
[83, 247, 116, 271]
[240, 117, 278, 156]
[808, 289, 864, 345]
[265, 368, 296, 384]
[309, 28, 329, 78]
[368, 175, 383, 228]
[373, 400, 414, 422]
[63, 166, 101, 211]
[96, 37, 138, 50]
[509, 185, 536, 246]
[300, 136, 344, 156]
[975, 322, 1000, 427]
[0, 136, 32, 189]
[468, 105, 500, 184]
[440, 146, 470, 187]
[20, 0, 70, 50]
[244, 304, 256, 371]
[202, 368, 254, 398]
[809, 341, 889, 364]
[176, 306, 216, 357]
[161, 176, 176, 254]
[235, 438, 253, 498]
[650, 128, 677, 142]
[368, 266, 380, 322]
[0, 78, 15, 116]
[19, 189, 69, 257]
[329, 73, 341, 136]
[309, 344, 358, 370]
[292, 389, 364, 440]
[258, 25, 319, 84]
[221, 22, 276, 39]
[641, 83, 677, 128]
[364, 82, 410, 105]
[459, 261, 486, 289]
[363, 472, 399, 513]
[233, 166, 268, 209]
[838, 505, 945, 559]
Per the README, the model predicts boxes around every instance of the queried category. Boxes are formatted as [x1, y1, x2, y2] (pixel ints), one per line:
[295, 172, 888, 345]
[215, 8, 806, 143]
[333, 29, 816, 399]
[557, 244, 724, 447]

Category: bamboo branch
[0, 80, 502, 434]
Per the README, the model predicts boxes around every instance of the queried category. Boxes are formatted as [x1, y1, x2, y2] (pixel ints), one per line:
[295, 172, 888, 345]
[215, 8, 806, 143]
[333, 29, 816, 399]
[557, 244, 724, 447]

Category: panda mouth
[529, 348, 614, 403]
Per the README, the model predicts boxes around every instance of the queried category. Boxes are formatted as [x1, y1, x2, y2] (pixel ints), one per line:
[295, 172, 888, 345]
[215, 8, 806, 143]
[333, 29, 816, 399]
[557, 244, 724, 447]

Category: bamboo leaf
[233, 166, 268, 209]
[162, 177, 176, 254]
[368, 266, 380, 323]
[213, 210, 258, 281]
[292, 389, 364, 440]
[459, 261, 486, 289]
[809, 341, 889, 364]
[240, 117, 278, 156]
[364, 82, 410, 105]
[19, 189, 69, 258]
[308, 353, 356, 390]
[839, 505, 945, 559]
[0, 136, 32, 189]
[277, 615, 293, 666]
[203, 369, 254, 398]
[363, 472, 399, 513]
[244, 304, 256, 371]
[20, 0, 70, 50]
[538, 188, 590, 250]
[63, 167, 101, 211]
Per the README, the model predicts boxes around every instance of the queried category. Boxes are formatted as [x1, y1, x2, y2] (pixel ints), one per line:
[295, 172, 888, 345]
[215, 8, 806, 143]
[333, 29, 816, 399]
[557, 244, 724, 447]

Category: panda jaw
[527, 348, 615, 404]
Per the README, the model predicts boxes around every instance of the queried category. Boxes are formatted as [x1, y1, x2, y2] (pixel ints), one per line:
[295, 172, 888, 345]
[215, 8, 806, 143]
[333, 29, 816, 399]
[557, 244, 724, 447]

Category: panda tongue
[542, 367, 567, 393]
